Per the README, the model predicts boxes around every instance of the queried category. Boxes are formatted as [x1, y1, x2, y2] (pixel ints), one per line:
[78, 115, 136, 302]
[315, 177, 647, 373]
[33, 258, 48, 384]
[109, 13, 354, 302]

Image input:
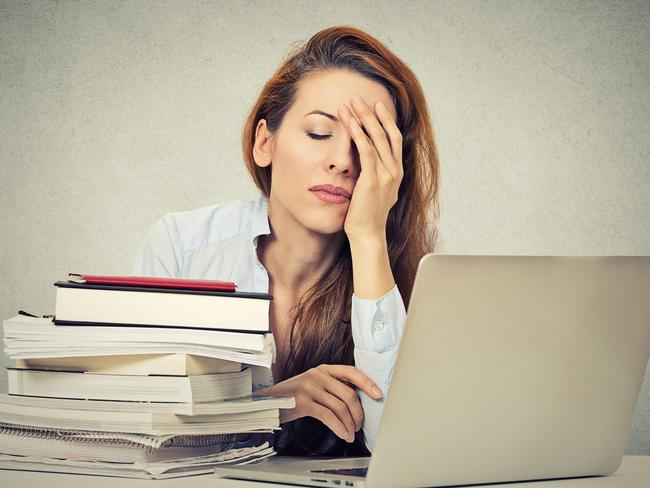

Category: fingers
[276, 384, 354, 442]
[349, 96, 395, 174]
[310, 403, 352, 443]
[321, 375, 365, 432]
[374, 101, 404, 174]
[308, 365, 376, 442]
[267, 365, 383, 444]
[309, 385, 357, 441]
[341, 95, 403, 179]
[338, 104, 377, 178]
[323, 364, 383, 400]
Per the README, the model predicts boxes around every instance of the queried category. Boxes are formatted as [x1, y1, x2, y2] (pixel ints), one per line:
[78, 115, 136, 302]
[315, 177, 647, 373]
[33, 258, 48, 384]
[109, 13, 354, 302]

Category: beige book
[7, 367, 253, 403]
[0, 400, 281, 434]
[14, 353, 241, 375]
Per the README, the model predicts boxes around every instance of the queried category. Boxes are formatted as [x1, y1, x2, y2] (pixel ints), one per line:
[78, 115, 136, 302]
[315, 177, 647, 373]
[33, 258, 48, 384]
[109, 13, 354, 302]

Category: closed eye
[307, 132, 332, 141]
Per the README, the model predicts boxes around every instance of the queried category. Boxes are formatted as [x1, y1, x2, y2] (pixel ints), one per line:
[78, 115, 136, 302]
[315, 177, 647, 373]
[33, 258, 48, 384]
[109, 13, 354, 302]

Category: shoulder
[151, 194, 267, 255]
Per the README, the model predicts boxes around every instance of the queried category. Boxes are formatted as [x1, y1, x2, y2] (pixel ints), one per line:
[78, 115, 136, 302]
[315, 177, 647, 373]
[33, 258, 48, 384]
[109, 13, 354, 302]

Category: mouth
[308, 184, 351, 205]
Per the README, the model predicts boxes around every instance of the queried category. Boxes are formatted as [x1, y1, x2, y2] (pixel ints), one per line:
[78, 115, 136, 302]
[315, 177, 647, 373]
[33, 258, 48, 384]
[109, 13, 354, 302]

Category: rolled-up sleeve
[351, 284, 407, 452]
[132, 215, 182, 278]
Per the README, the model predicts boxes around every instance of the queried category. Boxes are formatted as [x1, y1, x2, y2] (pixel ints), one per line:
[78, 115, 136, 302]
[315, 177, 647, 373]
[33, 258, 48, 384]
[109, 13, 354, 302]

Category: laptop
[214, 255, 650, 488]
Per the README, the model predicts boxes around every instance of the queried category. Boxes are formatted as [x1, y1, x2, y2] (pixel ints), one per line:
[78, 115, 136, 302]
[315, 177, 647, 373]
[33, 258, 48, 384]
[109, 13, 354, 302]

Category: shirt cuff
[351, 284, 407, 352]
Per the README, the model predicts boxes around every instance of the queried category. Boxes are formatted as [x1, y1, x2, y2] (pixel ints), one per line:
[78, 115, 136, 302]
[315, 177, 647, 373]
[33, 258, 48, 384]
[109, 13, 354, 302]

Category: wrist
[347, 233, 387, 252]
[349, 234, 395, 300]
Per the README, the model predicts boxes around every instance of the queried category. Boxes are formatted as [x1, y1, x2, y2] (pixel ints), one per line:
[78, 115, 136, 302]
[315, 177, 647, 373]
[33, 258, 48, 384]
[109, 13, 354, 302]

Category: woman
[133, 25, 440, 456]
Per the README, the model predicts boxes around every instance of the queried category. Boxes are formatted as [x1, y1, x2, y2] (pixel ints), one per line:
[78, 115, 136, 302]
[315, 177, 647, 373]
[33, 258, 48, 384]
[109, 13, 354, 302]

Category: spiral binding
[0, 422, 243, 453]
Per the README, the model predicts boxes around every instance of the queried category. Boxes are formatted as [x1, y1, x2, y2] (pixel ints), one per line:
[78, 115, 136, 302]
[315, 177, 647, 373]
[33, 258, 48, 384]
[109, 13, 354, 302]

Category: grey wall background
[1, 0, 648, 454]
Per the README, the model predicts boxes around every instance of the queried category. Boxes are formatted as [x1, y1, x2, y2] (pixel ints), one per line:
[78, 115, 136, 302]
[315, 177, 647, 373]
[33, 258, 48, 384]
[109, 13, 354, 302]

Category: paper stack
[0, 274, 292, 478]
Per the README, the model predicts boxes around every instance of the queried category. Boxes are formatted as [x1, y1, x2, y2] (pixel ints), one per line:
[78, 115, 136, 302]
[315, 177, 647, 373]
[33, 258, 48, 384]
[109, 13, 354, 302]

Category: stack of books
[0, 274, 293, 478]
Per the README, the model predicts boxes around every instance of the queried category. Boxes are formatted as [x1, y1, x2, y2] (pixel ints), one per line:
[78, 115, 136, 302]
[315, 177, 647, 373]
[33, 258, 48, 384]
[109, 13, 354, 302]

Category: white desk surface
[0, 455, 648, 487]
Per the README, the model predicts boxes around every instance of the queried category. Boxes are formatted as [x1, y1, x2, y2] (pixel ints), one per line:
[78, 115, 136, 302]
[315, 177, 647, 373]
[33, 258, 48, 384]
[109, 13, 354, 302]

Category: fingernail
[376, 101, 385, 112]
[372, 386, 383, 398]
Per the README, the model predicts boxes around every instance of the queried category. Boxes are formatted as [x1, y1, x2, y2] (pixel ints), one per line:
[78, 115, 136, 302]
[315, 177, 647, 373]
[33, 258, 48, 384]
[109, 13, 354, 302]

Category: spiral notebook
[0, 422, 275, 478]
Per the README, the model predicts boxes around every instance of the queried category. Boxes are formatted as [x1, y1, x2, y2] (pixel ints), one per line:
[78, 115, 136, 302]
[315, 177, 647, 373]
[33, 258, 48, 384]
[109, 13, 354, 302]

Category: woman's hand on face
[338, 96, 404, 242]
[253, 364, 383, 443]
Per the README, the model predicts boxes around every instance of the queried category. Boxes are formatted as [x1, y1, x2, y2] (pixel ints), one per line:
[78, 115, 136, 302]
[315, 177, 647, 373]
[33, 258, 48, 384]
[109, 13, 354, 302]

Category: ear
[253, 119, 274, 168]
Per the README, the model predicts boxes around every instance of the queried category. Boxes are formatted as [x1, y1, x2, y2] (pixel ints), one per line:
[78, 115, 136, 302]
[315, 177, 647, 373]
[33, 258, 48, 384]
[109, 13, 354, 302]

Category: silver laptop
[214, 255, 650, 488]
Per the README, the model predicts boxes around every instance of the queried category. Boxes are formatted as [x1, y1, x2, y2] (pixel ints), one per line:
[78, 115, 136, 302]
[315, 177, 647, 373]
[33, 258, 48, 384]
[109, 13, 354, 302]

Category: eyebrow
[304, 110, 339, 122]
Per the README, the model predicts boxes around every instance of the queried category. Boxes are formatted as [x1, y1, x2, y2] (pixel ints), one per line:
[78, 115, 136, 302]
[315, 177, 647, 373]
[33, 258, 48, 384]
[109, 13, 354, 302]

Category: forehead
[292, 69, 397, 120]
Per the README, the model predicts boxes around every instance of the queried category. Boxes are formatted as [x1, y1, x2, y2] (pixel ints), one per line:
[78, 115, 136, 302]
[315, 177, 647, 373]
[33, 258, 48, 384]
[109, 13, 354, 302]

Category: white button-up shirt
[132, 192, 407, 452]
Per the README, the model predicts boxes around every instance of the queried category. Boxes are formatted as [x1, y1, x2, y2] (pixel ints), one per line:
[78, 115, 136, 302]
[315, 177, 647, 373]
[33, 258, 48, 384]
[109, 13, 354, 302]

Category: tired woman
[133, 25, 440, 456]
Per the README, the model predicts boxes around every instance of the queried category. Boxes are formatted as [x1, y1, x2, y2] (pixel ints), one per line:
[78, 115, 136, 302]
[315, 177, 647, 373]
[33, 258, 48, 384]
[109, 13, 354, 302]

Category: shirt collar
[251, 191, 271, 245]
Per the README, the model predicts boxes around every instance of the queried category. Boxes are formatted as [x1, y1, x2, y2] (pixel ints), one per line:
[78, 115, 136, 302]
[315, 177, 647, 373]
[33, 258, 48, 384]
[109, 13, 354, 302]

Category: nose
[327, 136, 360, 177]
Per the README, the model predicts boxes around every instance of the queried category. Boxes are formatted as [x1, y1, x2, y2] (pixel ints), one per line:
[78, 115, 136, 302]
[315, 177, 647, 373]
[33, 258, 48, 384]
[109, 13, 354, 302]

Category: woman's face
[254, 69, 398, 236]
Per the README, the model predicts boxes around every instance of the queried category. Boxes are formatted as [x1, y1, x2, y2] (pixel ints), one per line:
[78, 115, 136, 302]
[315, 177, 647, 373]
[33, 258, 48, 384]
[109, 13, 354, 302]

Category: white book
[3, 315, 276, 368]
[4, 315, 271, 351]
[0, 392, 295, 416]
[0, 403, 280, 434]
[14, 353, 242, 375]
[7, 367, 253, 403]
[0, 393, 295, 435]
[6, 345, 273, 368]
[54, 281, 271, 332]
[0, 442, 276, 479]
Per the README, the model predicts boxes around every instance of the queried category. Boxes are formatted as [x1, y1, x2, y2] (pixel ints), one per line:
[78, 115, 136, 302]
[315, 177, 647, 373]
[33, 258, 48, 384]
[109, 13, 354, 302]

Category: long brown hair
[241, 26, 440, 455]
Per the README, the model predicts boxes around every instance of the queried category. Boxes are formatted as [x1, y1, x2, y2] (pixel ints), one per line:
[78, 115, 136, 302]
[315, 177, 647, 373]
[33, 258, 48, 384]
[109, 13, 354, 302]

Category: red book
[67, 273, 237, 292]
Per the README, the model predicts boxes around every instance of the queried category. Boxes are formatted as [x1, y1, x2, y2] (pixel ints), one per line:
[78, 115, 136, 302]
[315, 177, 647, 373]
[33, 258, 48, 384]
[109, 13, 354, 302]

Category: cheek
[270, 137, 348, 233]
[272, 134, 322, 188]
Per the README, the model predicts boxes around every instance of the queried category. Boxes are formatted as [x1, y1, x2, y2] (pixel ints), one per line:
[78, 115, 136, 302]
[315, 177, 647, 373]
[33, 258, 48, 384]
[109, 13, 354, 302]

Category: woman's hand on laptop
[253, 364, 383, 443]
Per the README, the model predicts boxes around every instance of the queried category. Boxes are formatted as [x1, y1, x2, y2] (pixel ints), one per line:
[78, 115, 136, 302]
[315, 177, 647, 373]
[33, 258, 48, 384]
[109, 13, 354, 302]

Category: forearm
[349, 280, 407, 453]
[349, 234, 395, 300]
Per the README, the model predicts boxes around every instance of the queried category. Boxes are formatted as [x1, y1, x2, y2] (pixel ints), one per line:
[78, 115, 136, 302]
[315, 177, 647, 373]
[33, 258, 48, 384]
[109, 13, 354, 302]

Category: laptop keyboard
[310, 467, 368, 478]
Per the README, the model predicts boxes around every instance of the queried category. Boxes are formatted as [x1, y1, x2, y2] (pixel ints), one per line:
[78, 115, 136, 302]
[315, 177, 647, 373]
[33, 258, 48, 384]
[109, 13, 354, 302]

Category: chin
[304, 215, 346, 236]
[312, 222, 346, 236]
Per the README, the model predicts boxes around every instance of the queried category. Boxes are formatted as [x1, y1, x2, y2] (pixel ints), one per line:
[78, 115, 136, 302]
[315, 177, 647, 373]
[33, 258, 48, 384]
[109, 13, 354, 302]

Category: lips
[308, 184, 351, 205]
[308, 184, 352, 199]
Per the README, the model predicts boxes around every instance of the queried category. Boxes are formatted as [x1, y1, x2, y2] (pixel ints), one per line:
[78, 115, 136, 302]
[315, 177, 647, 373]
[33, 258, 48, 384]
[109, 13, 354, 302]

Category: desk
[1, 456, 649, 487]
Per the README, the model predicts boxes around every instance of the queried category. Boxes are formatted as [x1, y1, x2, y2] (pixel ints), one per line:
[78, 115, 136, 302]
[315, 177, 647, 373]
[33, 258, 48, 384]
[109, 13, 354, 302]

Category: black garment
[273, 417, 370, 456]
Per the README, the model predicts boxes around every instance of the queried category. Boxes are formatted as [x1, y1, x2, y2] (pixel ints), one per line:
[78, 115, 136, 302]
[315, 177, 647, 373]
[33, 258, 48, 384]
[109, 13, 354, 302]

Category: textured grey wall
[1, 0, 648, 454]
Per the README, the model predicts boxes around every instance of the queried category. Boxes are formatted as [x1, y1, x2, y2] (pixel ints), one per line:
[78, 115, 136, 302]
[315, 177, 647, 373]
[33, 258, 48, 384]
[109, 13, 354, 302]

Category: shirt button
[373, 320, 386, 331]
